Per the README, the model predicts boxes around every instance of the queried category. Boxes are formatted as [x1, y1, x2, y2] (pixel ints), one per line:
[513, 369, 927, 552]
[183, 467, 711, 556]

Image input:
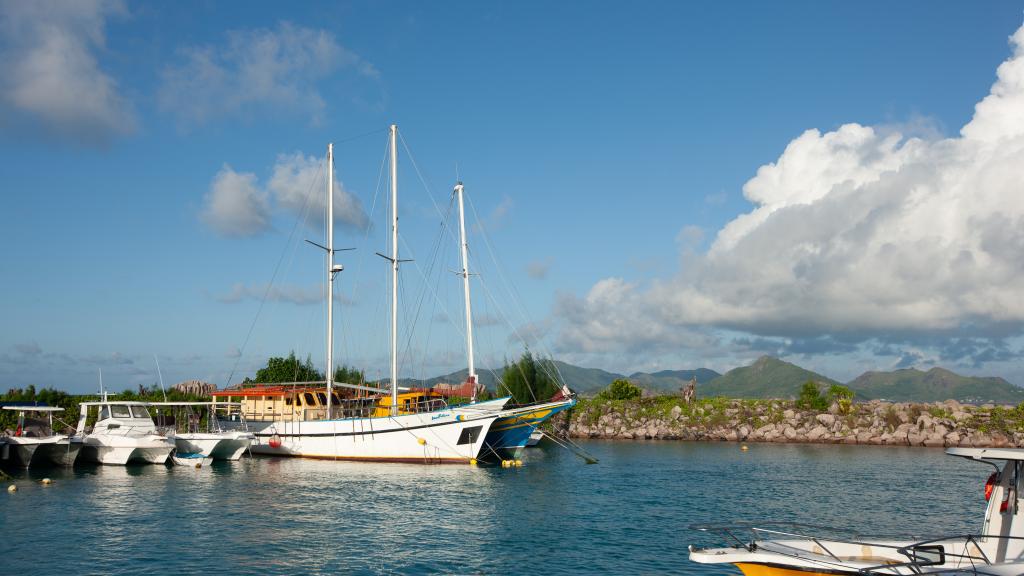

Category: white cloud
[557, 24, 1024, 361]
[269, 152, 369, 231]
[159, 21, 377, 127]
[0, 0, 135, 144]
[201, 165, 271, 237]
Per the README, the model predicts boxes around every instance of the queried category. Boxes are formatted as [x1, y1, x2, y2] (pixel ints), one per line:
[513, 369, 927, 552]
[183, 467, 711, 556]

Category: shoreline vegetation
[556, 395, 1024, 448]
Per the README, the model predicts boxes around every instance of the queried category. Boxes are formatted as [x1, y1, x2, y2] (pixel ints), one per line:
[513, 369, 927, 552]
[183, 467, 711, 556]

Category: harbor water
[0, 441, 983, 575]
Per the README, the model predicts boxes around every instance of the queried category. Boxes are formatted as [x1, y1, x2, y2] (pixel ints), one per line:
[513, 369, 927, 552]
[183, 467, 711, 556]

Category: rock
[784, 409, 796, 420]
[944, 432, 961, 447]
[816, 414, 836, 427]
[784, 426, 797, 440]
[922, 432, 945, 447]
[670, 405, 682, 419]
[738, 425, 751, 440]
[917, 414, 934, 429]
[807, 425, 828, 441]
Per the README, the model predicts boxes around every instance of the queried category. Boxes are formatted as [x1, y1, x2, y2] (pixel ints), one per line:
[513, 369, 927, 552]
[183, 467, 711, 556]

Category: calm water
[0, 441, 987, 575]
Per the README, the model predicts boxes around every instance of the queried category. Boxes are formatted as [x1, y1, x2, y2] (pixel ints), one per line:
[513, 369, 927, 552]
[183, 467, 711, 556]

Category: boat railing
[692, 523, 1024, 575]
[858, 534, 1024, 575]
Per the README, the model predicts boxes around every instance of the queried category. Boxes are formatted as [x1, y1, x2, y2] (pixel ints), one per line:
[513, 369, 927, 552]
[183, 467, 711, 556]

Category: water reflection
[0, 442, 991, 575]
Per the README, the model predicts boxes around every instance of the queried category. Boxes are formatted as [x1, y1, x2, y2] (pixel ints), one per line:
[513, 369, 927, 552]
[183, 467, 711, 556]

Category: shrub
[598, 378, 642, 401]
[796, 381, 828, 411]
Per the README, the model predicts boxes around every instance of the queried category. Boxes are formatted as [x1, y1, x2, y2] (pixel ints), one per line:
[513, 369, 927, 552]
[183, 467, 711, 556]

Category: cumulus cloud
[557, 25, 1024, 361]
[269, 152, 370, 231]
[201, 165, 271, 237]
[200, 153, 369, 237]
[0, 0, 135, 144]
[159, 21, 377, 127]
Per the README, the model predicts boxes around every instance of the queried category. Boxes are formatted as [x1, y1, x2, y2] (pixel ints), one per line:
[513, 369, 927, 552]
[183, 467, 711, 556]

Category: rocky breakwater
[557, 397, 1024, 448]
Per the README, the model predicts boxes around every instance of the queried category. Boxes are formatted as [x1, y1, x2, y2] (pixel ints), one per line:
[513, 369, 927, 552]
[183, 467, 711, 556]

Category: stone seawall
[555, 397, 1024, 447]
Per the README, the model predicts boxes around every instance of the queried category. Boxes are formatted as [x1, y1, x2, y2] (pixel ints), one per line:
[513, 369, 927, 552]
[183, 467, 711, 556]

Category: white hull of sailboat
[249, 407, 500, 463]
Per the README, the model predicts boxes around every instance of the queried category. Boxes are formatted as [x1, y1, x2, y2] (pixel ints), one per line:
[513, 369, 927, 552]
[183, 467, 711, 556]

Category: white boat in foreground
[1, 405, 80, 467]
[690, 447, 1024, 575]
[75, 401, 175, 465]
[150, 401, 253, 460]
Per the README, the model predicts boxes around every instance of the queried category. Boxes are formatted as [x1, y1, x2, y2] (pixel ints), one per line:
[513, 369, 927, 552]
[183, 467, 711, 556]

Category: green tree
[499, 351, 561, 404]
[796, 380, 828, 411]
[333, 364, 365, 385]
[250, 352, 323, 384]
[598, 378, 643, 401]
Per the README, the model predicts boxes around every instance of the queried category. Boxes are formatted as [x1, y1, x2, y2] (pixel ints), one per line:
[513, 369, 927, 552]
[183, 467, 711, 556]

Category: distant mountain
[847, 367, 1024, 403]
[396, 362, 717, 396]
[701, 355, 838, 399]
[628, 369, 721, 393]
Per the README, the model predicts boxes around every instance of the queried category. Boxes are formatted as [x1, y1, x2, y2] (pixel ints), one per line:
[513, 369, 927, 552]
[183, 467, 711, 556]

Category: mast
[454, 182, 477, 402]
[326, 142, 334, 417]
[389, 125, 399, 415]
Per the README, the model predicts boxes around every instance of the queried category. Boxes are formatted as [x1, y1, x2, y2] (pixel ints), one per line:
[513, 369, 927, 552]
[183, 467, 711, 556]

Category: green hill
[701, 356, 838, 399]
[627, 369, 721, 393]
[847, 367, 1024, 403]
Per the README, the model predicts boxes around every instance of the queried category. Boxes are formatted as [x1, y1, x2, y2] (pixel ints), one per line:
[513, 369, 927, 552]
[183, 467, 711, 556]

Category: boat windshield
[110, 405, 131, 418]
[130, 406, 151, 419]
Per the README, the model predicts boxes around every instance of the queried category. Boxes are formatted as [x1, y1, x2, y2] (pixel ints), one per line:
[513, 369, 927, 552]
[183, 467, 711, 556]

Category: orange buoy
[269, 434, 282, 449]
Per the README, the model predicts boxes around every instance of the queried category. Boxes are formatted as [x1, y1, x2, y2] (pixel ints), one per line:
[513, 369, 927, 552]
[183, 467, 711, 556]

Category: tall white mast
[389, 125, 399, 415]
[454, 182, 477, 402]
[326, 142, 335, 417]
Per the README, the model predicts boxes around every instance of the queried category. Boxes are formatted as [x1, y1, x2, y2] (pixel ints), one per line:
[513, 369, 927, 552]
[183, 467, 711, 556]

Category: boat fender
[269, 434, 282, 449]
[417, 437, 426, 445]
[986, 473, 999, 501]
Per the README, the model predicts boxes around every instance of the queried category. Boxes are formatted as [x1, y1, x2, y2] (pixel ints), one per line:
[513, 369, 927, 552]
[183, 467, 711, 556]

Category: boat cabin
[212, 385, 448, 421]
[76, 401, 159, 436]
[2, 405, 65, 437]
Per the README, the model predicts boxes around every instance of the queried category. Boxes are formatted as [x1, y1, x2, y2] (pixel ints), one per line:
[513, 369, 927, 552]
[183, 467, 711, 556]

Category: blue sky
[2, 1, 1024, 393]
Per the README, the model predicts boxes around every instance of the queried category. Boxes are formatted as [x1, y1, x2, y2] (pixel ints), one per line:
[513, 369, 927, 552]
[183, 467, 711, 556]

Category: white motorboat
[1, 405, 80, 467]
[75, 400, 175, 465]
[149, 401, 253, 461]
[690, 447, 1024, 575]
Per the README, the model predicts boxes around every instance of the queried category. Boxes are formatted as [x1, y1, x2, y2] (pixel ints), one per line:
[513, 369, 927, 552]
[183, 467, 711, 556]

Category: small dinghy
[170, 451, 210, 469]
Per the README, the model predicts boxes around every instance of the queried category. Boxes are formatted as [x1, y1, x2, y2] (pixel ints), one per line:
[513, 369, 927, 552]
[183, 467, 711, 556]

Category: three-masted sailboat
[213, 125, 574, 464]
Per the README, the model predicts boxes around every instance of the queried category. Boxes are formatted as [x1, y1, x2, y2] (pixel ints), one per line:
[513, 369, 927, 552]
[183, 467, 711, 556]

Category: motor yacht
[1, 405, 80, 467]
[75, 401, 174, 465]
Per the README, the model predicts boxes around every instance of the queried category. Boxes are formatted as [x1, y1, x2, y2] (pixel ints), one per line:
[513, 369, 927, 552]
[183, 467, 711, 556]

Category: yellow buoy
[469, 458, 478, 466]
[41, 478, 52, 485]
[7, 485, 16, 493]
[741, 445, 749, 451]
[501, 460, 510, 468]
[417, 437, 426, 446]
[514, 459, 523, 467]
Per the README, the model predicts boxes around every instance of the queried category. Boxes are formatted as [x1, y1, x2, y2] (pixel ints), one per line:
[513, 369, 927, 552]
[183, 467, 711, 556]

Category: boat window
[304, 393, 315, 406]
[99, 406, 110, 420]
[285, 396, 293, 406]
[130, 405, 151, 419]
[110, 405, 131, 418]
[331, 393, 340, 404]
[317, 392, 327, 405]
